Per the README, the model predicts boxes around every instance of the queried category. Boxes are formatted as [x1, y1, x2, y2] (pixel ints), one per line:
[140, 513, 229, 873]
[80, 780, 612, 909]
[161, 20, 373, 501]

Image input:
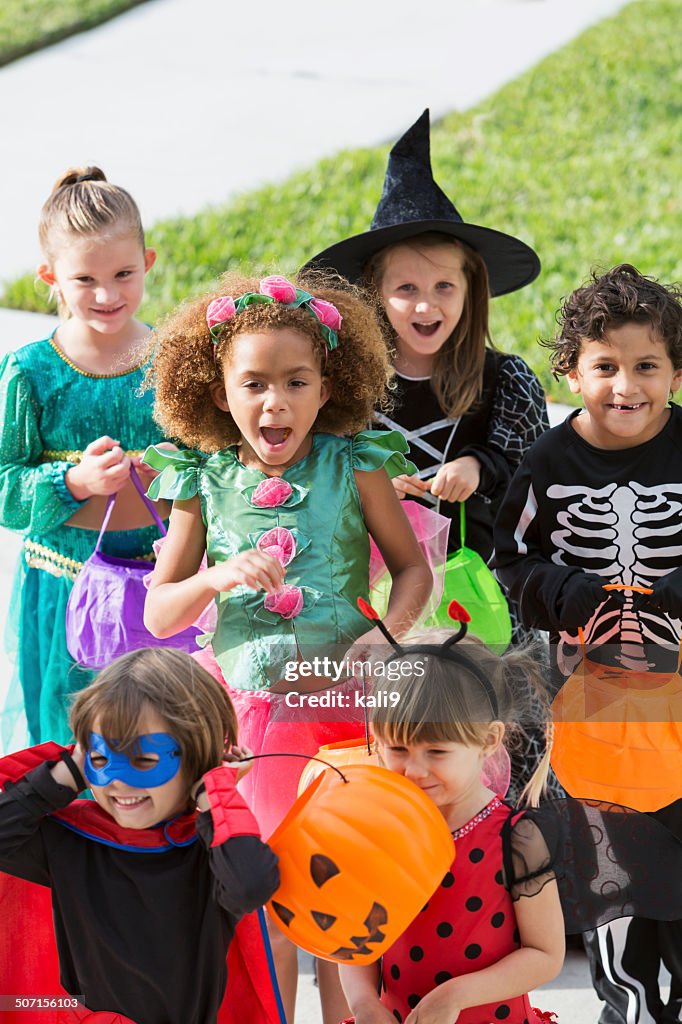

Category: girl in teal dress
[143, 271, 433, 1024]
[0, 167, 168, 748]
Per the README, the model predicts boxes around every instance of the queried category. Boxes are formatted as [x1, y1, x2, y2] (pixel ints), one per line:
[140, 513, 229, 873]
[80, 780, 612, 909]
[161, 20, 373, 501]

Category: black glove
[554, 572, 608, 631]
[632, 568, 682, 617]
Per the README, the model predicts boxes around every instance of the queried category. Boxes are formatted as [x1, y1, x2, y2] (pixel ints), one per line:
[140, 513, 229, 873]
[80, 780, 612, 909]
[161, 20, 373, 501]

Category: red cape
[0, 745, 281, 1024]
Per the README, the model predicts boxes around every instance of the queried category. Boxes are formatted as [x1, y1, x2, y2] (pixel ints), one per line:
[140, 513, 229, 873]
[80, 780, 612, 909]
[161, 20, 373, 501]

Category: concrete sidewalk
[0, 0, 628, 287]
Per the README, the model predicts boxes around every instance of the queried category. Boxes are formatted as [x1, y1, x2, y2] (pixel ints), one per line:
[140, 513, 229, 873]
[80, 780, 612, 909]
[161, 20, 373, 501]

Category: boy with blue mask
[0, 648, 280, 1024]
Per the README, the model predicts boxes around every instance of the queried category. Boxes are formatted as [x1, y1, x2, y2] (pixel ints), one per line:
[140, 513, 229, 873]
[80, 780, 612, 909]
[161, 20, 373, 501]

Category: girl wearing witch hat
[306, 110, 549, 624]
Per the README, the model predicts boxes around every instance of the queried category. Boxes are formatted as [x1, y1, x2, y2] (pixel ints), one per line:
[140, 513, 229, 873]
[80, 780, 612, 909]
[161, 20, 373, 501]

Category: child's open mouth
[261, 427, 292, 447]
[92, 305, 125, 317]
[412, 321, 440, 337]
[609, 403, 643, 411]
[111, 795, 149, 809]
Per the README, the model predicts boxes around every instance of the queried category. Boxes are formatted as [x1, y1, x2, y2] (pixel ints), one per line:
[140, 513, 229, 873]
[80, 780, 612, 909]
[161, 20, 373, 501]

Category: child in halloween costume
[142, 272, 431, 829]
[142, 272, 432, 1024]
[494, 264, 682, 1023]
[340, 609, 682, 1024]
[306, 109, 549, 578]
[306, 110, 551, 800]
[340, 618, 564, 1024]
[0, 648, 280, 1024]
[0, 167, 167, 748]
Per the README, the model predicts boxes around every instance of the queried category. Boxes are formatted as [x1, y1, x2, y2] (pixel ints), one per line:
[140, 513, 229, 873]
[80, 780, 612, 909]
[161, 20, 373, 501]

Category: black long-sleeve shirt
[493, 407, 682, 680]
[0, 758, 280, 1024]
[375, 350, 549, 560]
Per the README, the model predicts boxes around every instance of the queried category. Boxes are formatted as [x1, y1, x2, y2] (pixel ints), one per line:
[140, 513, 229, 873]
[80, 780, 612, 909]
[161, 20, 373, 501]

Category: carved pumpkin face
[268, 764, 453, 963]
[297, 736, 376, 795]
[551, 656, 682, 812]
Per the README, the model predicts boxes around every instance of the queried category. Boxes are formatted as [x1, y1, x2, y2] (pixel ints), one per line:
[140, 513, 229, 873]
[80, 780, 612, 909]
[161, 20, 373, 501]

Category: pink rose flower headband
[206, 276, 342, 350]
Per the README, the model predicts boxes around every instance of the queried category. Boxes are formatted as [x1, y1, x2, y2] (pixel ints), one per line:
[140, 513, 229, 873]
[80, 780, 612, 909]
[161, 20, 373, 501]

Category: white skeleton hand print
[548, 481, 682, 673]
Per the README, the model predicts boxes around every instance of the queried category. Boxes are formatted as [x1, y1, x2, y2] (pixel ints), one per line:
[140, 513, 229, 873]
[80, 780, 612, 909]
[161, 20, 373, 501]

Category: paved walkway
[0, 0, 628, 286]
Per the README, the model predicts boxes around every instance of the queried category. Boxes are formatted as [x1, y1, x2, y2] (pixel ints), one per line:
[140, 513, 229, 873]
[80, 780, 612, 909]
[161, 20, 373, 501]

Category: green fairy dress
[144, 431, 415, 690]
[0, 334, 167, 748]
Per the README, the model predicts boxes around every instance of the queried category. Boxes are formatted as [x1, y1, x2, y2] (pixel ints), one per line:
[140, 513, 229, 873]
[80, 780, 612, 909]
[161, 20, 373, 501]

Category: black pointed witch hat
[305, 110, 540, 297]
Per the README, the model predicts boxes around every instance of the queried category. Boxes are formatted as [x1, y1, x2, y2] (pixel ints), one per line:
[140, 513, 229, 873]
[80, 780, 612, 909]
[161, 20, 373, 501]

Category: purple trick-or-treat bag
[66, 466, 202, 669]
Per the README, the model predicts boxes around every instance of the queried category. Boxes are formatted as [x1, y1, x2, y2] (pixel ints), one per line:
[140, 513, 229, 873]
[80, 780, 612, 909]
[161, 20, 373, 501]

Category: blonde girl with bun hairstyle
[0, 167, 167, 748]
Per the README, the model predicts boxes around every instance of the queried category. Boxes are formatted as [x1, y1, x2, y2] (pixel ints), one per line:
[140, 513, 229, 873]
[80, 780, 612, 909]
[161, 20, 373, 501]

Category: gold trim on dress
[24, 540, 83, 580]
[23, 539, 156, 580]
[40, 449, 145, 465]
[48, 337, 147, 379]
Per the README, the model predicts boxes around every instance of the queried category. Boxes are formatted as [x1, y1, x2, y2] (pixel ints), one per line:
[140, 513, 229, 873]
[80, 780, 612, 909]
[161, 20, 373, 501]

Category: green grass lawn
[0, 0, 150, 67]
[4, 0, 680, 402]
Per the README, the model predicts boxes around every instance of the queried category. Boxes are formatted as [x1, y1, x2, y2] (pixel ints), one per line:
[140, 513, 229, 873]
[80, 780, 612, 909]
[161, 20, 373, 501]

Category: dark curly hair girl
[147, 271, 394, 451]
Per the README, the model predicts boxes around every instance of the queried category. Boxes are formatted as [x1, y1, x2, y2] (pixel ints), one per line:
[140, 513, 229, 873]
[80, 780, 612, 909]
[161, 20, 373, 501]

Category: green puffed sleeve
[143, 446, 206, 501]
[350, 429, 417, 479]
[0, 352, 86, 533]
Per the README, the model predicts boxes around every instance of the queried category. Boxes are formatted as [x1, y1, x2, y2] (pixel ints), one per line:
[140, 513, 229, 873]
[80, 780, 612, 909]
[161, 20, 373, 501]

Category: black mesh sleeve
[506, 798, 682, 934]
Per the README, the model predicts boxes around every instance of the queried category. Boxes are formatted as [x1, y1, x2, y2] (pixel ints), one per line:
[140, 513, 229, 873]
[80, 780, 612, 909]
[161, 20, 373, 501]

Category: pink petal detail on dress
[256, 527, 296, 566]
[251, 477, 293, 507]
[264, 584, 304, 619]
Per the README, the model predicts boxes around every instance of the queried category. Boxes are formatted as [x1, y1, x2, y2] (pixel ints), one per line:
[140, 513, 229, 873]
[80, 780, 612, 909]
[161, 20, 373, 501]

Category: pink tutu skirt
[193, 647, 367, 839]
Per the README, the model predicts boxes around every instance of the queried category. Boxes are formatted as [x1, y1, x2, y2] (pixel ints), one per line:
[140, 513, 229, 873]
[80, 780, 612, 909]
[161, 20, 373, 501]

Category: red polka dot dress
[380, 797, 547, 1024]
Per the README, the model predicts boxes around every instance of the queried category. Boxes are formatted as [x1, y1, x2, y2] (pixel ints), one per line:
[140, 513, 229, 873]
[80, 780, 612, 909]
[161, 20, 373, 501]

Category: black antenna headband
[356, 598, 500, 719]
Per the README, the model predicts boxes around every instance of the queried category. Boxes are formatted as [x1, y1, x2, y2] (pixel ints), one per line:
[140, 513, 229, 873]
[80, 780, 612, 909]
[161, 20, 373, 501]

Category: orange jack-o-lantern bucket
[297, 736, 376, 795]
[268, 764, 453, 963]
[551, 591, 682, 811]
[551, 657, 682, 811]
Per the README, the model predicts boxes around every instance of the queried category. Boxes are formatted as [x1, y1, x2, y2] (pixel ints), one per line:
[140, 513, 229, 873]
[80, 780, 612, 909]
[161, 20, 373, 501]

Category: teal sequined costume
[145, 430, 416, 690]
[0, 334, 166, 747]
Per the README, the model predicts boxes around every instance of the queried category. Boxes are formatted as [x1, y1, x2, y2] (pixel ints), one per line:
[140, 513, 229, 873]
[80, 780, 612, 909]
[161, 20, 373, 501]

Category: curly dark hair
[544, 264, 682, 376]
[146, 271, 394, 451]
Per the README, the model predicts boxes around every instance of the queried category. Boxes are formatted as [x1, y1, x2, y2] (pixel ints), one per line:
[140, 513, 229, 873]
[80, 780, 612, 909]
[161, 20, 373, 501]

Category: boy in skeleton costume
[494, 264, 682, 1024]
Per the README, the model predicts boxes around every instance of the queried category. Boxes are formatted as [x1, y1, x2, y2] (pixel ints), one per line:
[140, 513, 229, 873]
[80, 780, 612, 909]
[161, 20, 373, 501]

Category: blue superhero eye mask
[84, 732, 182, 788]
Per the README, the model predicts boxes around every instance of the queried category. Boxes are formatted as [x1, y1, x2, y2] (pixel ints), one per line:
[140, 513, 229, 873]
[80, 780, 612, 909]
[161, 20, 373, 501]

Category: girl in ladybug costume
[340, 607, 682, 1024]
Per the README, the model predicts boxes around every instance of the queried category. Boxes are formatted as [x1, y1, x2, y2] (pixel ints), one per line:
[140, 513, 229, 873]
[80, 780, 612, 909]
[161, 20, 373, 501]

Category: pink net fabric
[144, 537, 217, 633]
[369, 501, 450, 619]
[481, 746, 511, 798]
[191, 647, 366, 839]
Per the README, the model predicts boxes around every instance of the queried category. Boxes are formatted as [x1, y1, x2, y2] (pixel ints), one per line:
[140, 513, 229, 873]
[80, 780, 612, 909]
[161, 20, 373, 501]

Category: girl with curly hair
[142, 270, 432, 1023]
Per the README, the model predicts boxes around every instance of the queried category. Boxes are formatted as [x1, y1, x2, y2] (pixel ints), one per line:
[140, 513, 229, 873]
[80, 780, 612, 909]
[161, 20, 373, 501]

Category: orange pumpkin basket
[551, 584, 682, 811]
[268, 763, 453, 963]
[297, 736, 377, 795]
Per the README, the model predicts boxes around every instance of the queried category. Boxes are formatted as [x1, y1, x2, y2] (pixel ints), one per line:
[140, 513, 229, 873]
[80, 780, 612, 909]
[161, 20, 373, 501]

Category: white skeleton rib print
[547, 481, 682, 673]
